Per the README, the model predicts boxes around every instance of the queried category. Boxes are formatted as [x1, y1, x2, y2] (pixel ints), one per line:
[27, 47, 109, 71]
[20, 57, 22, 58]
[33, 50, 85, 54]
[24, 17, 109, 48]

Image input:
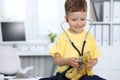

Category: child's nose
[76, 20, 82, 26]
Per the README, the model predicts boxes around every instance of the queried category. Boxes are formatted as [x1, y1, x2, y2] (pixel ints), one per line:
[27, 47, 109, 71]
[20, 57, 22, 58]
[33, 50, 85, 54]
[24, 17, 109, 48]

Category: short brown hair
[65, 0, 87, 15]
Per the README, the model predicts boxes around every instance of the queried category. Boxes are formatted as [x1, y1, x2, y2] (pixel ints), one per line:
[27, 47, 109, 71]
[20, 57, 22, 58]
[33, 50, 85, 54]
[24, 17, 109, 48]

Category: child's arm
[86, 58, 98, 68]
[53, 52, 79, 68]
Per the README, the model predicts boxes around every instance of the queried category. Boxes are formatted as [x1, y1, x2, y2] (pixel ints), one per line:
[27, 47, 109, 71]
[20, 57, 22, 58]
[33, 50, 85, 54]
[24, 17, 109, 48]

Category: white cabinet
[90, 0, 120, 46]
[90, 0, 120, 80]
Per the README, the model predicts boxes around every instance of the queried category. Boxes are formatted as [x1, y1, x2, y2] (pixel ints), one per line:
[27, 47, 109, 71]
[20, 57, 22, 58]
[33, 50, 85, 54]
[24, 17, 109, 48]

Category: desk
[17, 51, 55, 78]
[9, 77, 43, 80]
[9, 78, 38, 80]
[18, 51, 50, 56]
[9, 77, 42, 80]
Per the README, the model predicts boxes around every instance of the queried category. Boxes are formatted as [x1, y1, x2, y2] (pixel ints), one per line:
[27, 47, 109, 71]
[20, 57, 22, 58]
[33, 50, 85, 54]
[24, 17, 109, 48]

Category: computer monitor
[0, 21, 26, 47]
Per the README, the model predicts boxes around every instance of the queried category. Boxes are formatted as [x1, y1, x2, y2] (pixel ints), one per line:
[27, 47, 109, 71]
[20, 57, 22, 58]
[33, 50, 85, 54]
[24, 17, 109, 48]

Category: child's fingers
[86, 60, 97, 68]
[70, 58, 79, 67]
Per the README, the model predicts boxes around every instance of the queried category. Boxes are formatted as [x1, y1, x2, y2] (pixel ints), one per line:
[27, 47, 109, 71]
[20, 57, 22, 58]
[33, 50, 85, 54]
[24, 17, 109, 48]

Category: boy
[40, 0, 105, 80]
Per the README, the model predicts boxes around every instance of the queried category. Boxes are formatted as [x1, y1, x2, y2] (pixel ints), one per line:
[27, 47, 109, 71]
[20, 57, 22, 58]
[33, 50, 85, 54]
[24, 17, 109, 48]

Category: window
[2, 0, 90, 41]
[3, 0, 25, 20]
[37, 0, 65, 35]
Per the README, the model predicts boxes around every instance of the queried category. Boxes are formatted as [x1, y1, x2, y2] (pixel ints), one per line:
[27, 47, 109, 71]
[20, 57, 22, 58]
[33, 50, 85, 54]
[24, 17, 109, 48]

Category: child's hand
[69, 57, 80, 68]
[86, 58, 98, 68]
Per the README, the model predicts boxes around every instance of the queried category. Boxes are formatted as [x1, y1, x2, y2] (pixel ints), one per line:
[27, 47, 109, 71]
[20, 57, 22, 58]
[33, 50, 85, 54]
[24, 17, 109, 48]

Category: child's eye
[72, 19, 77, 21]
[80, 19, 86, 21]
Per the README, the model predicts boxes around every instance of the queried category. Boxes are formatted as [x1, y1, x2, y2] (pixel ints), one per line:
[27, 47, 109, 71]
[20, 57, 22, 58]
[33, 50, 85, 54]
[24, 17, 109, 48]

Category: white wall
[0, 0, 5, 20]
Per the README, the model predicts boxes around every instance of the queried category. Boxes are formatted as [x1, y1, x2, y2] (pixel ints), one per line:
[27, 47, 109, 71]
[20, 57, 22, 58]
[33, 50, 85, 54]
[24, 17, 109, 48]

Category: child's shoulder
[57, 31, 68, 40]
[83, 30, 95, 40]
[84, 30, 94, 37]
[59, 30, 69, 37]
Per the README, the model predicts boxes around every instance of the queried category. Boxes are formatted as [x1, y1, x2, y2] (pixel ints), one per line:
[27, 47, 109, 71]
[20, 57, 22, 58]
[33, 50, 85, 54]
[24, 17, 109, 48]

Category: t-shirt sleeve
[49, 34, 66, 57]
[90, 35, 102, 59]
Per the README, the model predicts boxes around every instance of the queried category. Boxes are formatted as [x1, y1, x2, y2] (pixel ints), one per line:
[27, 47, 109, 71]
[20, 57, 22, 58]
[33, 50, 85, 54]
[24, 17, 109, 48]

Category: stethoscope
[61, 19, 93, 70]
[58, 19, 93, 80]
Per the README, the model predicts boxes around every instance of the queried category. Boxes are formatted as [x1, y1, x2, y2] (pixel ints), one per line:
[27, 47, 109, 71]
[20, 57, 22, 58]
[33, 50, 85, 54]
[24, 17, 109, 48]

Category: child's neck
[68, 29, 84, 34]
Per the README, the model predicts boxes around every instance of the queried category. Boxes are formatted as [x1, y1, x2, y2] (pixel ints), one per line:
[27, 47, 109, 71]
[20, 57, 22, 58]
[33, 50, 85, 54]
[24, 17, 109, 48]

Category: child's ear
[64, 16, 68, 22]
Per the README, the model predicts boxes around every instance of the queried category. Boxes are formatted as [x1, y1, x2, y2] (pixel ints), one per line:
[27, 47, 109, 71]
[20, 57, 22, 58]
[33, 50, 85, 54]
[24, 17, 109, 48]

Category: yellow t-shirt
[49, 30, 101, 73]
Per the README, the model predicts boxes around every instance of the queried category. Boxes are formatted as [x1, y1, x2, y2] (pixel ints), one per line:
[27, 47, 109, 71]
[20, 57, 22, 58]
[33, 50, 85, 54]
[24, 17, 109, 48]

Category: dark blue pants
[80, 75, 106, 80]
[39, 72, 106, 80]
[39, 72, 69, 80]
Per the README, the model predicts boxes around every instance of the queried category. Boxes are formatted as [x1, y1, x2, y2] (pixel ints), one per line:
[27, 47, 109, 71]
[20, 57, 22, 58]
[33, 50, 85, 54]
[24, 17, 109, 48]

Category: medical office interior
[0, 0, 120, 80]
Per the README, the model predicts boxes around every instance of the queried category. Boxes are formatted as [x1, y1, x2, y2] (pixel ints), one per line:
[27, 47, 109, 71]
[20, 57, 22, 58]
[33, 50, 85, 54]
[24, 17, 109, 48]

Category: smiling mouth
[75, 26, 82, 29]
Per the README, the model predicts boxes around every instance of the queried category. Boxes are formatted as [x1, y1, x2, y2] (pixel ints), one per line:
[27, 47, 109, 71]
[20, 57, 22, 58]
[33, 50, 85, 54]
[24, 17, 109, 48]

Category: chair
[0, 46, 34, 79]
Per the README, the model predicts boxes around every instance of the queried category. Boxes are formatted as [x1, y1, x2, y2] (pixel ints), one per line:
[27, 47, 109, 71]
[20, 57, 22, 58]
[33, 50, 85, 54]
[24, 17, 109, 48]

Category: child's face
[66, 11, 87, 34]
